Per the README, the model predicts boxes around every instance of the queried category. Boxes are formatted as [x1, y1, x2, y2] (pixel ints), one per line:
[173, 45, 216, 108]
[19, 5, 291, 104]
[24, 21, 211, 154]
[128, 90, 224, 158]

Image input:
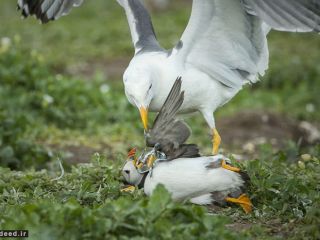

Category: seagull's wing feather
[171, 0, 320, 88]
[243, 0, 320, 32]
[17, 0, 83, 23]
[146, 77, 200, 159]
[147, 77, 189, 146]
[118, 0, 163, 54]
[171, 0, 269, 88]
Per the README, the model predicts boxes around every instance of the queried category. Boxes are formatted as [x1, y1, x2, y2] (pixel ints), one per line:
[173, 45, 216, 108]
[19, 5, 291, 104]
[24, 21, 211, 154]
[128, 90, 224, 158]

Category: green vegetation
[1, 146, 319, 239]
[0, 0, 319, 239]
[0, 154, 242, 239]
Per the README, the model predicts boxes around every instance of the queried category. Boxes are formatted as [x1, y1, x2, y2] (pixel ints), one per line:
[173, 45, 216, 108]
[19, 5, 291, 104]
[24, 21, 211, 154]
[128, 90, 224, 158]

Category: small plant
[0, 113, 52, 170]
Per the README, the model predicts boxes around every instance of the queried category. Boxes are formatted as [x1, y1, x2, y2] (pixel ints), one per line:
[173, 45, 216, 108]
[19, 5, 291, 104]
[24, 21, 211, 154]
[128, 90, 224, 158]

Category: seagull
[17, 0, 320, 154]
[122, 78, 252, 213]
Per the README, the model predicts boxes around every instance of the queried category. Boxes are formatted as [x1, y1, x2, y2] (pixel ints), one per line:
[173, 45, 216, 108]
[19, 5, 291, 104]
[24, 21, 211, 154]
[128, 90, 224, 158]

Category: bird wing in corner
[17, 0, 83, 23]
[170, 0, 320, 90]
[145, 77, 200, 160]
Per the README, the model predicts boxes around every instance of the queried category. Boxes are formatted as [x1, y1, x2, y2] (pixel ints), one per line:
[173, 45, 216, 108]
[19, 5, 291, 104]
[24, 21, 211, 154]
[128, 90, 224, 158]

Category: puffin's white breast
[143, 156, 244, 201]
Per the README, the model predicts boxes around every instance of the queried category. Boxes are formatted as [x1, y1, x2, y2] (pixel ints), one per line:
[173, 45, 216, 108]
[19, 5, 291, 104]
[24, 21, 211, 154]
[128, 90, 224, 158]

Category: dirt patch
[50, 142, 123, 164]
[48, 145, 98, 164]
[64, 57, 130, 80]
[225, 218, 292, 238]
[49, 111, 319, 164]
[61, 145, 98, 164]
[217, 110, 319, 152]
[226, 222, 253, 232]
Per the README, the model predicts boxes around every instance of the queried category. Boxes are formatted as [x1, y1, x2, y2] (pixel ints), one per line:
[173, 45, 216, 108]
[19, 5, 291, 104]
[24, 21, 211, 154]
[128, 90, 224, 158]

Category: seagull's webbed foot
[212, 128, 221, 155]
[225, 194, 253, 214]
[221, 160, 241, 173]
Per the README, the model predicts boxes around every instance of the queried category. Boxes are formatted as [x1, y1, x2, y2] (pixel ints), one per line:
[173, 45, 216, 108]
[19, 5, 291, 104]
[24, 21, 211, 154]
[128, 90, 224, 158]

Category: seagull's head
[123, 61, 156, 130]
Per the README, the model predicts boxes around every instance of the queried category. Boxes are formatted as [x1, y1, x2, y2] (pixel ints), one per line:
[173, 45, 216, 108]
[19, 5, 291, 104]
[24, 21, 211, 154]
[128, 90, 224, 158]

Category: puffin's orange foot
[121, 185, 136, 193]
[225, 194, 253, 214]
[221, 160, 241, 173]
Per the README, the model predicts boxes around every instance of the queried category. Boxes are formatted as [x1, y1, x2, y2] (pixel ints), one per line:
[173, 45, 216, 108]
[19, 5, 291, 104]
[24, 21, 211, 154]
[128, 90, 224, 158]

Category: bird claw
[221, 160, 241, 173]
[225, 194, 253, 214]
[121, 185, 136, 193]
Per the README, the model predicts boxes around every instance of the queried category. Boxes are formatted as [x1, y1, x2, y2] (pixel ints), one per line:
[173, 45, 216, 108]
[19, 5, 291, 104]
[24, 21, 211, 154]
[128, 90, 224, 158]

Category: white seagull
[18, 0, 320, 154]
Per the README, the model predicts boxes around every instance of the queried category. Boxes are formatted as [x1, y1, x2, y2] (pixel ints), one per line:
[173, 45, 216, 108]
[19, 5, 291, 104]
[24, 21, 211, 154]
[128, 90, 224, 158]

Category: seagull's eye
[124, 170, 130, 175]
[146, 84, 153, 98]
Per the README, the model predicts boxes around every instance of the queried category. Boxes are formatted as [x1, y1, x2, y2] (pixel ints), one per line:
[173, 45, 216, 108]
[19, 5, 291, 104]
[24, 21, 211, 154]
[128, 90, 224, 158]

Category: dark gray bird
[144, 77, 200, 161]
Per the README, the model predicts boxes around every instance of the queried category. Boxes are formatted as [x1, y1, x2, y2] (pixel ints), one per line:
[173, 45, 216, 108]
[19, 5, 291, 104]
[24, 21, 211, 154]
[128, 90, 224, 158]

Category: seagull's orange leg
[225, 194, 253, 214]
[212, 128, 221, 155]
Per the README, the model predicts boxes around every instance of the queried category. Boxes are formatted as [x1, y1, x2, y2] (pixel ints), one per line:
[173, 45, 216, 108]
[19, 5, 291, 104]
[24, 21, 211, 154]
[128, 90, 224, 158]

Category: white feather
[144, 156, 244, 201]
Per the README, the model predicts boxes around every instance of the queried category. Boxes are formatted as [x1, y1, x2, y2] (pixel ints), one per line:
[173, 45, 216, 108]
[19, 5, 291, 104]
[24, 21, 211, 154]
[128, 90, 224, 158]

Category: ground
[0, 0, 320, 239]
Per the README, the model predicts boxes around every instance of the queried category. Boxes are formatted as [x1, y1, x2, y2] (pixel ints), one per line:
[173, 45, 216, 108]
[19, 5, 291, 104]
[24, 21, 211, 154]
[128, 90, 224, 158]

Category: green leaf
[0, 146, 14, 159]
[148, 184, 172, 217]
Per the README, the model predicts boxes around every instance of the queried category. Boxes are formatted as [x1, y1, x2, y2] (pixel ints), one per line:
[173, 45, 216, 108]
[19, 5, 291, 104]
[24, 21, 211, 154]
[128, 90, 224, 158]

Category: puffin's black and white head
[122, 148, 144, 186]
[122, 160, 143, 186]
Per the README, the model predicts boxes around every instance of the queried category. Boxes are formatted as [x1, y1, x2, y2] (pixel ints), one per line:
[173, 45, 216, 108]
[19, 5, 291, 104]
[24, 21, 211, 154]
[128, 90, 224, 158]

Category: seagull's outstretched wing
[243, 0, 320, 32]
[146, 77, 200, 160]
[170, 0, 320, 89]
[117, 0, 163, 54]
[17, 0, 83, 23]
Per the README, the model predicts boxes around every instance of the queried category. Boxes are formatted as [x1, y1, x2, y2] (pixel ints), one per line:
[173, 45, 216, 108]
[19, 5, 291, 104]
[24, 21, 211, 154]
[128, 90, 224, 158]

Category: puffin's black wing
[146, 77, 200, 160]
[17, 0, 83, 23]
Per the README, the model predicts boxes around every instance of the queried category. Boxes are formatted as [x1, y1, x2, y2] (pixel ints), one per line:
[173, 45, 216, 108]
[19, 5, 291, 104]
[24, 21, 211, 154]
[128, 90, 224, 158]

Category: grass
[0, 0, 320, 239]
[1, 146, 319, 239]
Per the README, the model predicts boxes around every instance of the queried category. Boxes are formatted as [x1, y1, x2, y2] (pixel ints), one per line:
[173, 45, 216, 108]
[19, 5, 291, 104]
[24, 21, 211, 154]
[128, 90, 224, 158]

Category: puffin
[122, 78, 252, 213]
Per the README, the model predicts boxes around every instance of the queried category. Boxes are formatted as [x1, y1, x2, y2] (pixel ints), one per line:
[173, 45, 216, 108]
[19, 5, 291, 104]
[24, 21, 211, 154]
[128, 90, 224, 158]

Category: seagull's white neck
[148, 56, 182, 111]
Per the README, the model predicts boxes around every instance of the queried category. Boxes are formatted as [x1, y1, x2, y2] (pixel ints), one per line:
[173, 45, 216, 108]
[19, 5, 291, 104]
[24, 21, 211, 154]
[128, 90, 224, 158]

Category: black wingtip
[16, 0, 57, 24]
[176, 76, 182, 85]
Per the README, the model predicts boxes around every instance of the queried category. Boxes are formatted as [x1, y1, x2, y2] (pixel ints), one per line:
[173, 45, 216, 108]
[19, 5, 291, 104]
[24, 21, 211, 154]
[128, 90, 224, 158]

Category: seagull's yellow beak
[139, 107, 148, 130]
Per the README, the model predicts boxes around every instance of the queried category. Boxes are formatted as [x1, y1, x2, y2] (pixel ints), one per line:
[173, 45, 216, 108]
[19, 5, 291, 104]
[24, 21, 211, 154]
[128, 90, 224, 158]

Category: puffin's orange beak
[139, 107, 148, 130]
